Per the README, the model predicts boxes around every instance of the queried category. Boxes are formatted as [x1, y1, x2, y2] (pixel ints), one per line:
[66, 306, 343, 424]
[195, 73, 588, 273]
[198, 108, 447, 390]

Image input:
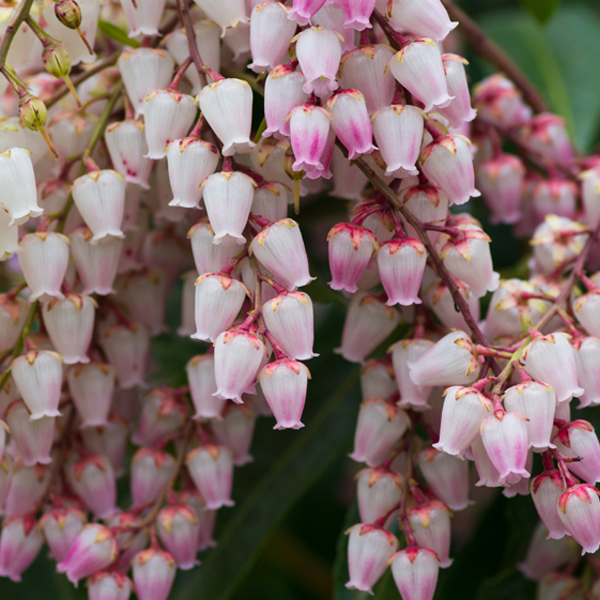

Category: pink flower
[387, 0, 457, 41]
[557, 484, 600, 554]
[100, 323, 150, 389]
[531, 178, 578, 221]
[186, 444, 235, 509]
[0, 515, 43, 582]
[360, 358, 397, 400]
[188, 222, 239, 275]
[5, 400, 55, 466]
[531, 470, 567, 540]
[470, 435, 501, 488]
[156, 505, 200, 570]
[553, 420, 600, 485]
[4, 463, 52, 517]
[252, 182, 289, 222]
[436, 54, 477, 128]
[408, 501, 452, 568]
[288, 104, 332, 174]
[520, 113, 573, 168]
[130, 448, 176, 507]
[88, 571, 133, 600]
[186, 354, 224, 420]
[339, 0, 376, 31]
[288, 0, 327, 25]
[0, 148, 41, 226]
[120, 0, 165, 37]
[67, 363, 115, 428]
[39, 507, 87, 563]
[212, 403, 256, 465]
[389, 547, 440, 600]
[66, 455, 117, 519]
[132, 548, 176, 600]
[356, 468, 403, 525]
[573, 336, 600, 408]
[133, 389, 187, 447]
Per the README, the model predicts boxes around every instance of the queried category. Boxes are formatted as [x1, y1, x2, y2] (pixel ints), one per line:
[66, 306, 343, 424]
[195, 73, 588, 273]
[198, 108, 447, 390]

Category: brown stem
[177, 0, 207, 88]
[0, 0, 35, 68]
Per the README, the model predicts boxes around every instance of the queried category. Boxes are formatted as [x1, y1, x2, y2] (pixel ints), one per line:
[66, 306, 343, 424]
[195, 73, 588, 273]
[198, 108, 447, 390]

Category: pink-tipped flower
[338, 0, 375, 30]
[531, 470, 568, 540]
[557, 484, 600, 554]
[420, 135, 480, 206]
[249, 2, 296, 72]
[360, 359, 397, 400]
[346, 524, 398, 593]
[480, 411, 530, 485]
[378, 238, 427, 306]
[133, 389, 187, 447]
[156, 505, 200, 570]
[371, 105, 423, 175]
[433, 386, 492, 458]
[288, 104, 332, 174]
[132, 548, 176, 600]
[503, 381, 555, 451]
[417, 447, 471, 511]
[259, 359, 310, 430]
[82, 415, 129, 477]
[520, 113, 573, 168]
[0, 515, 43, 582]
[57, 524, 118, 587]
[11, 350, 62, 420]
[71, 169, 126, 243]
[186, 354, 224, 420]
[201, 170, 256, 246]
[580, 167, 600, 227]
[188, 222, 239, 275]
[197, 78, 255, 156]
[288, 0, 326, 24]
[573, 336, 600, 407]
[186, 444, 235, 509]
[88, 571, 133, 600]
[67, 363, 115, 428]
[327, 89, 377, 160]
[100, 323, 150, 389]
[532, 178, 578, 221]
[105, 512, 149, 573]
[391, 339, 433, 409]
[387, 0, 457, 41]
[66, 455, 117, 519]
[17, 232, 69, 302]
[408, 501, 452, 568]
[131, 448, 177, 507]
[389, 547, 440, 600]
[356, 468, 403, 525]
[212, 403, 256, 465]
[349, 398, 409, 467]
[436, 54, 477, 128]
[252, 181, 289, 222]
[327, 222, 379, 293]
[39, 507, 87, 563]
[166, 138, 219, 209]
[5, 400, 55, 466]
[105, 120, 153, 188]
[295, 26, 342, 97]
[472, 435, 501, 487]
[408, 331, 480, 388]
[518, 523, 575, 580]
[401, 185, 449, 244]
[4, 463, 52, 517]
[0, 148, 41, 226]
[387, 39, 452, 112]
[553, 420, 600, 484]
[522, 331, 584, 404]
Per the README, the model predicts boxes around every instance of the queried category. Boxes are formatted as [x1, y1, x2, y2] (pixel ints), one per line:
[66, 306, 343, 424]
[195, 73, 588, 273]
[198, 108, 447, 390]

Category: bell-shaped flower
[360, 359, 397, 400]
[387, 39, 452, 112]
[193, 0, 247, 33]
[57, 524, 119, 587]
[4, 463, 52, 518]
[107, 512, 149, 571]
[252, 181, 289, 222]
[295, 26, 342, 97]
[17, 232, 69, 302]
[0, 515, 43, 582]
[532, 179, 578, 221]
[197, 78, 255, 156]
[118, 48, 175, 117]
[349, 398, 409, 466]
[417, 447, 471, 510]
[503, 381, 555, 451]
[133, 389, 187, 447]
[433, 386, 491, 458]
[346, 524, 399, 593]
[288, 104, 332, 174]
[401, 185, 449, 243]
[436, 54, 477, 128]
[0, 148, 41, 225]
[288, 0, 326, 25]
[68, 363, 115, 428]
[557, 484, 600, 554]
[327, 89, 377, 160]
[408, 501, 452, 568]
[263, 66, 308, 139]
[213, 328, 266, 403]
[39, 507, 87, 563]
[553, 420, 600, 484]
[83, 415, 129, 478]
[188, 221, 239, 274]
[156, 505, 200, 571]
[338, 0, 376, 30]
[531, 470, 568, 540]
[105, 120, 153, 188]
[130, 448, 176, 507]
[520, 113, 573, 168]
[5, 400, 55, 466]
[180, 272, 197, 335]
[100, 323, 150, 389]
[522, 331, 583, 404]
[580, 167, 600, 227]
[186, 444, 235, 509]
[356, 468, 403, 525]
[119, 0, 165, 37]
[249, 2, 296, 72]
[408, 331, 480, 388]
[387, 0, 456, 40]
[573, 336, 600, 407]
[575, 291, 600, 338]
[389, 547, 440, 600]
[420, 135, 479, 206]
[391, 339, 434, 409]
[132, 548, 176, 600]
[186, 354, 225, 421]
[88, 571, 133, 600]
[212, 403, 255, 465]
[66, 455, 117, 519]
[470, 435, 501, 487]
[11, 350, 63, 419]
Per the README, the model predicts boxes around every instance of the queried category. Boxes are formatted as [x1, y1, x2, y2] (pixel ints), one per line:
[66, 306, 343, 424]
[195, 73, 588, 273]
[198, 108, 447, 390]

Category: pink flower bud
[186, 354, 224, 421]
[176, 489, 218, 551]
[327, 89, 377, 160]
[480, 411, 529, 485]
[436, 54, 477, 128]
[360, 359, 397, 401]
[288, 0, 326, 25]
[575, 292, 600, 339]
[249, 2, 296, 72]
[118, 48, 175, 117]
[198, 78, 255, 156]
[89, 571, 133, 600]
[259, 359, 310, 430]
[400, 185, 449, 244]
[4, 463, 51, 517]
[573, 336, 600, 407]
[66, 455, 117, 519]
[201, 170, 256, 246]
[389, 547, 440, 600]
[503, 381, 555, 451]
[473, 74, 531, 128]
[212, 403, 255, 465]
[67, 363, 115, 428]
[346, 524, 399, 593]
[131, 448, 176, 507]
[132, 548, 176, 600]
[387, 0, 457, 41]
[0, 515, 43, 582]
[433, 386, 492, 458]
[17, 232, 69, 301]
[349, 398, 409, 466]
[356, 468, 403, 524]
[0, 148, 41, 226]
[338, 0, 375, 30]
[420, 135, 479, 206]
[391, 339, 434, 409]
[57, 524, 118, 587]
[166, 138, 219, 209]
[387, 39, 452, 112]
[288, 104, 332, 174]
[70, 228, 123, 295]
[531, 470, 568, 539]
[522, 332, 584, 404]
[557, 484, 600, 554]
[192, 274, 250, 342]
[580, 167, 600, 227]
[105, 120, 153, 188]
[295, 26, 343, 97]
[408, 331, 480, 388]
[186, 444, 235, 509]
[5, 400, 55, 466]
[532, 179, 578, 221]
[39, 507, 87, 563]
[133, 389, 187, 447]
[408, 501, 452, 568]
[337, 293, 400, 364]
[553, 420, 600, 484]
[188, 222, 238, 275]
[100, 323, 150, 389]
[521, 113, 573, 168]
[417, 447, 471, 511]
[156, 505, 200, 570]
[250, 219, 314, 290]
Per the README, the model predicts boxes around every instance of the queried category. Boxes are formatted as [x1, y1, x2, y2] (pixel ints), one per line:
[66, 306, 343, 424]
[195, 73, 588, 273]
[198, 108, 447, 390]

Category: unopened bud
[19, 94, 47, 131]
[54, 0, 82, 30]
[42, 44, 71, 79]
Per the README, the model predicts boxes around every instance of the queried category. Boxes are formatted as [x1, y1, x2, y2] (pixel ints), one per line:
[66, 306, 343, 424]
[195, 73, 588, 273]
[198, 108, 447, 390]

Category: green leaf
[519, 0, 562, 23]
[97, 20, 140, 48]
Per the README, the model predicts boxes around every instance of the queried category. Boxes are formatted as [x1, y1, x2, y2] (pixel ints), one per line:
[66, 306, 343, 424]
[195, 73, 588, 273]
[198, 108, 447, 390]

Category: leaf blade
[97, 21, 140, 48]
